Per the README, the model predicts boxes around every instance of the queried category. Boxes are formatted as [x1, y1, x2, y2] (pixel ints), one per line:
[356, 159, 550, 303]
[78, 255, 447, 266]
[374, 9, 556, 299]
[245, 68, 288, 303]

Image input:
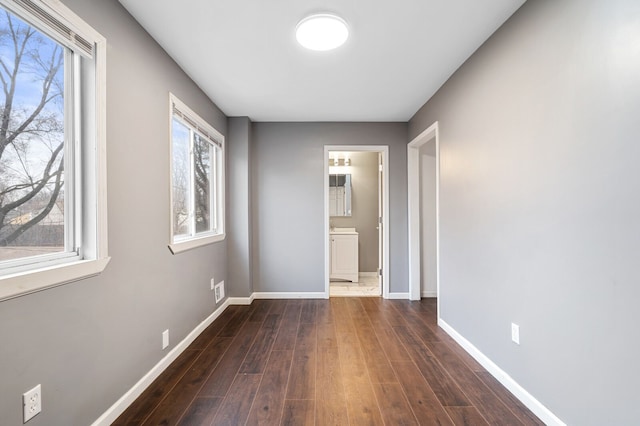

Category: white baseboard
[227, 294, 255, 305]
[386, 292, 409, 299]
[438, 319, 566, 426]
[95, 289, 434, 425]
[253, 292, 327, 299]
[421, 291, 437, 298]
[359, 272, 378, 277]
[91, 299, 231, 426]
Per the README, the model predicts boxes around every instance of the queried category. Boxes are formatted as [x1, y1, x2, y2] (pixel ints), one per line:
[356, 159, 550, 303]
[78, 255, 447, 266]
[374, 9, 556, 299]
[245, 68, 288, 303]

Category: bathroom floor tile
[330, 274, 380, 297]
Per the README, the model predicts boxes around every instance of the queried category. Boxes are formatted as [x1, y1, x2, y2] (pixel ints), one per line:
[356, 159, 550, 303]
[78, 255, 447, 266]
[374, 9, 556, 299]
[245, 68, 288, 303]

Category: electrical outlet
[210, 278, 215, 290]
[511, 323, 520, 345]
[23, 384, 42, 422]
[214, 281, 225, 303]
[162, 329, 169, 350]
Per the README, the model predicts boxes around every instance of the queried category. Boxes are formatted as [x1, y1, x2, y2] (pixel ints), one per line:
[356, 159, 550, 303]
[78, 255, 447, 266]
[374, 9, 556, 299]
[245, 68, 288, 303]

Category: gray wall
[0, 1, 228, 424]
[331, 151, 379, 272]
[409, 0, 640, 424]
[227, 117, 253, 297]
[251, 122, 408, 294]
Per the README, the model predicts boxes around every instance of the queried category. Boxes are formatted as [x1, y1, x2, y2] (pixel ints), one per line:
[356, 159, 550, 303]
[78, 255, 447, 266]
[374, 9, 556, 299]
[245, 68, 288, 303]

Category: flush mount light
[296, 13, 349, 51]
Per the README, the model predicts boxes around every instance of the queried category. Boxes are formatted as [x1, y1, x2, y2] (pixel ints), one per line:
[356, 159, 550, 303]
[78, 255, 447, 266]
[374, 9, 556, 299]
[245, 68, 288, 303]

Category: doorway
[324, 146, 390, 298]
[407, 122, 440, 302]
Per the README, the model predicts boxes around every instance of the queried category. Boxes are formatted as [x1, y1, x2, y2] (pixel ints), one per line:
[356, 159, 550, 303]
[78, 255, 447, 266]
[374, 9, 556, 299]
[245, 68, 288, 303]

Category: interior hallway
[114, 298, 542, 425]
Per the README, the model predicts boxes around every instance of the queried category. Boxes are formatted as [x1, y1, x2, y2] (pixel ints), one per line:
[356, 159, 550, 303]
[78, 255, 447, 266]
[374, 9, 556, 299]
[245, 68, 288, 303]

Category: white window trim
[0, 0, 109, 302]
[168, 233, 225, 255]
[168, 93, 225, 255]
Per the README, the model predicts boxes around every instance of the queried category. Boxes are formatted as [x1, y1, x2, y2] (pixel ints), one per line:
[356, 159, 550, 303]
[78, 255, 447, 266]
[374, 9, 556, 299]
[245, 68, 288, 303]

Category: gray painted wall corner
[0, 1, 229, 424]
[409, 0, 640, 424]
[251, 122, 409, 294]
[228, 117, 254, 298]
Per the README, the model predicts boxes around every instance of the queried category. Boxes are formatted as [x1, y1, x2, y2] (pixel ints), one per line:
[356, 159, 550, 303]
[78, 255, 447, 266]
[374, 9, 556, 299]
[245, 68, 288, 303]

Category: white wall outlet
[162, 329, 169, 350]
[210, 278, 215, 290]
[511, 323, 520, 345]
[23, 384, 42, 422]
[214, 281, 225, 303]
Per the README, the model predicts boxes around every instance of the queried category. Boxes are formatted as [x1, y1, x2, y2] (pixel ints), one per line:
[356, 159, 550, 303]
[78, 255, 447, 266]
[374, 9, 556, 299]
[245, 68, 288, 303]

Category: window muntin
[0, 0, 108, 300]
[169, 94, 224, 251]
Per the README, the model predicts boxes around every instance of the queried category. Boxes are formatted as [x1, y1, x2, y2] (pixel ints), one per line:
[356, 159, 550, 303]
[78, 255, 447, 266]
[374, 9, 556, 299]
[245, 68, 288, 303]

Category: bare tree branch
[0, 10, 66, 247]
[0, 140, 63, 215]
[0, 13, 36, 157]
[0, 158, 63, 246]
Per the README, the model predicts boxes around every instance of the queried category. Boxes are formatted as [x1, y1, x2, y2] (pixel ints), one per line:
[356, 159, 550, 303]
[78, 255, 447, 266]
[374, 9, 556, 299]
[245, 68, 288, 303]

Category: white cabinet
[330, 231, 359, 282]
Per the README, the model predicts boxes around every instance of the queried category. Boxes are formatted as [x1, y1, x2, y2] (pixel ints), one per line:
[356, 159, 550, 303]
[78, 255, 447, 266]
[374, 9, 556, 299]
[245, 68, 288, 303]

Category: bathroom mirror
[329, 174, 352, 217]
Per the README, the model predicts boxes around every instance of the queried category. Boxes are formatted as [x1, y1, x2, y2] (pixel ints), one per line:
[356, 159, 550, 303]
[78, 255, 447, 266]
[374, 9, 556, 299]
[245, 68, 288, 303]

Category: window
[0, 0, 108, 301]
[169, 94, 224, 253]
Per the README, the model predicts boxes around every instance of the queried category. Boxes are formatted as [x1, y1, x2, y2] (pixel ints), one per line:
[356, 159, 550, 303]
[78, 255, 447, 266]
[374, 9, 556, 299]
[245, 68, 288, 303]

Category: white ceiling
[118, 0, 525, 122]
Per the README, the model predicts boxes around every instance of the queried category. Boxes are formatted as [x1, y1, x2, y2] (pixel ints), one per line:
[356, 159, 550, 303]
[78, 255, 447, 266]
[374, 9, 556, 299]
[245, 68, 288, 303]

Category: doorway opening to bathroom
[324, 146, 390, 298]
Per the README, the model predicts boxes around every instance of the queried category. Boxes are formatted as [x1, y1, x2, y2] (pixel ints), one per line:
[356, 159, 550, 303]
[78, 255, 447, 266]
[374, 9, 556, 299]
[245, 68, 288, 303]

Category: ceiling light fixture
[296, 13, 349, 51]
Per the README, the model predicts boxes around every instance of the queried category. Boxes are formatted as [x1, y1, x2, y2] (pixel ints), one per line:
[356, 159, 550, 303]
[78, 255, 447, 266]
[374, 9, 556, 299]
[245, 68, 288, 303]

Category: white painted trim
[324, 148, 330, 298]
[1, 0, 105, 49]
[407, 142, 420, 300]
[91, 299, 232, 426]
[0, 5, 109, 301]
[438, 319, 566, 426]
[168, 93, 226, 253]
[407, 122, 440, 302]
[421, 291, 437, 298]
[0, 257, 110, 302]
[227, 295, 255, 305]
[387, 292, 410, 300]
[359, 272, 378, 278]
[95, 34, 108, 262]
[253, 292, 327, 299]
[168, 233, 225, 255]
[324, 146, 390, 299]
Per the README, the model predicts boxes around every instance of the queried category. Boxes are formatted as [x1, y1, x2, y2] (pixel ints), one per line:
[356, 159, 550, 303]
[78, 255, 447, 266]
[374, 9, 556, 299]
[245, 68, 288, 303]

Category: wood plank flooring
[113, 298, 543, 425]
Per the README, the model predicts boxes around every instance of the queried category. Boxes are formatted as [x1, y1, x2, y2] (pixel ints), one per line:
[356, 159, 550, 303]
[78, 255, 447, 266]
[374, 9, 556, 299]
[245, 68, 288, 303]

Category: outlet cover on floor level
[215, 281, 225, 303]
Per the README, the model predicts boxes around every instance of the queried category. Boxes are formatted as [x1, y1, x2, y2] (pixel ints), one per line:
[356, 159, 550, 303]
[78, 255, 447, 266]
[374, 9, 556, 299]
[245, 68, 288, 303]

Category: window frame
[0, 0, 109, 301]
[168, 93, 225, 254]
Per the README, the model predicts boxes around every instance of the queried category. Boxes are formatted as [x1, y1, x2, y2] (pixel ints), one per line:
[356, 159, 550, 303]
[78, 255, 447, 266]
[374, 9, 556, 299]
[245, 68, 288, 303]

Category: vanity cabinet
[330, 232, 359, 282]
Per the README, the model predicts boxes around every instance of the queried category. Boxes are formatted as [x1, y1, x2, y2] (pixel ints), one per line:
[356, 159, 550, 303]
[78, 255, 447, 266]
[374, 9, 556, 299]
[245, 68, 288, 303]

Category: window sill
[169, 233, 225, 255]
[0, 257, 111, 302]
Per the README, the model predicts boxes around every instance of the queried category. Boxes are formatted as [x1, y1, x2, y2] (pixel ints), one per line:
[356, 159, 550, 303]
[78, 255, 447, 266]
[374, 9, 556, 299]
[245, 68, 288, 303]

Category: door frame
[324, 145, 390, 298]
[407, 122, 440, 302]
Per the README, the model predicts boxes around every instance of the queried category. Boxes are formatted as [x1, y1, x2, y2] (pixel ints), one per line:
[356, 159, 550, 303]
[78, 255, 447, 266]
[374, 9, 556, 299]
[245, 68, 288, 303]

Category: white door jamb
[407, 122, 440, 302]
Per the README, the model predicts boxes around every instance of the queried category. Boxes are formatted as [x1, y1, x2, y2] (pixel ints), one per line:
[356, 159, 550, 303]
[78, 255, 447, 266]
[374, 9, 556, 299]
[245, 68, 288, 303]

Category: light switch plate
[511, 323, 520, 345]
[162, 329, 169, 350]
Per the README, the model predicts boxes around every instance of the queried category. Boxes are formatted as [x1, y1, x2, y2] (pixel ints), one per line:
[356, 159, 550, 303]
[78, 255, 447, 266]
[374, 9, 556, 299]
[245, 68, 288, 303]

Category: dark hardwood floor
[113, 298, 543, 425]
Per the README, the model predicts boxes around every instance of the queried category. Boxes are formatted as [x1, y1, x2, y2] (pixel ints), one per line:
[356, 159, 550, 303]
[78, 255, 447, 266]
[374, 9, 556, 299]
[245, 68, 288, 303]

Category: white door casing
[377, 152, 383, 292]
[407, 122, 440, 302]
[324, 145, 390, 298]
